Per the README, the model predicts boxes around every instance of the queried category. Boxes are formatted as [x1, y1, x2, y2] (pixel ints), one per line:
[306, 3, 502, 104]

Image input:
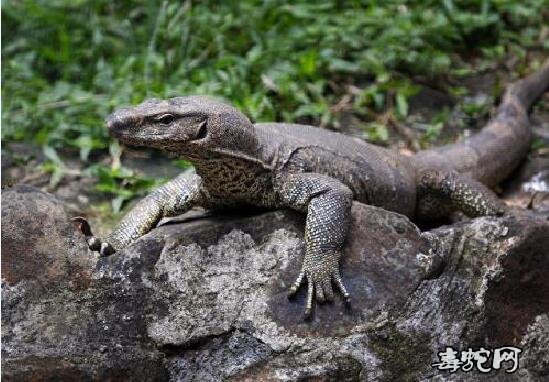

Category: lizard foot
[71, 217, 116, 257]
[288, 257, 350, 319]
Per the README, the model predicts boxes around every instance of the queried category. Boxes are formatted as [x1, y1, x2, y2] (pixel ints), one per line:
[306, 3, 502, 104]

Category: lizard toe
[304, 277, 314, 319]
[72, 216, 103, 252]
[87, 236, 102, 251]
[322, 279, 334, 302]
[315, 280, 325, 303]
[287, 269, 305, 298]
[333, 269, 350, 303]
[99, 242, 116, 257]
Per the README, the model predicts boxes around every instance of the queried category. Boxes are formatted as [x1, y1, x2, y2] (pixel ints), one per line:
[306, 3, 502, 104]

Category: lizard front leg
[74, 172, 207, 256]
[275, 172, 353, 318]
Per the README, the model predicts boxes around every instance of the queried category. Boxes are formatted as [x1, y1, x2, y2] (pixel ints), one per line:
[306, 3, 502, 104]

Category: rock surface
[2, 185, 548, 381]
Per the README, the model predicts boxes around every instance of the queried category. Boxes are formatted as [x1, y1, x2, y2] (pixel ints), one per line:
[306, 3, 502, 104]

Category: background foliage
[2, 0, 548, 209]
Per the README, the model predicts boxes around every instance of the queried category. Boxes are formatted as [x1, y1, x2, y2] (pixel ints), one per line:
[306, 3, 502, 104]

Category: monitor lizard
[74, 61, 549, 317]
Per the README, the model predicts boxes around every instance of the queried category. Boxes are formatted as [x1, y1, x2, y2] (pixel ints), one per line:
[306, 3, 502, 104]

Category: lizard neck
[191, 154, 275, 206]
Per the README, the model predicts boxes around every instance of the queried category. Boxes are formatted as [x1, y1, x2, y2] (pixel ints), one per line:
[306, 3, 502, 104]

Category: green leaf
[396, 93, 409, 118]
[365, 122, 389, 143]
[43, 145, 62, 165]
[173, 159, 192, 169]
[425, 122, 444, 142]
[74, 135, 93, 161]
[112, 195, 129, 214]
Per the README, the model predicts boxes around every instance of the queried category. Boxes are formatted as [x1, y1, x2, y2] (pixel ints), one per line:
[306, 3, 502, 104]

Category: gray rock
[1, 185, 168, 381]
[2, 185, 548, 381]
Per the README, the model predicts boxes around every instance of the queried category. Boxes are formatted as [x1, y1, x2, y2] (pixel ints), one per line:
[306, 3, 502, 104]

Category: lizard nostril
[106, 116, 124, 132]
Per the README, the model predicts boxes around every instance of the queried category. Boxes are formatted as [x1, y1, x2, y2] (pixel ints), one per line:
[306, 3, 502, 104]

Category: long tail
[414, 60, 549, 187]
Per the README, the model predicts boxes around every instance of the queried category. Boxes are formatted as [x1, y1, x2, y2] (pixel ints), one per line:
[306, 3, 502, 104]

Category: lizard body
[77, 61, 549, 317]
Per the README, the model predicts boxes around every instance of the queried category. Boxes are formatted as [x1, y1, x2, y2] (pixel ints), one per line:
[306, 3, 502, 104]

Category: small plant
[2, 0, 547, 206]
[86, 164, 167, 213]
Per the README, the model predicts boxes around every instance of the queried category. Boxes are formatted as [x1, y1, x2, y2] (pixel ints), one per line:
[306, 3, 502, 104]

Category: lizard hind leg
[416, 169, 505, 221]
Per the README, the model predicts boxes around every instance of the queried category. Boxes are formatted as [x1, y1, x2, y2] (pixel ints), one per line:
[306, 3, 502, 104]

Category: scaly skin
[75, 61, 549, 318]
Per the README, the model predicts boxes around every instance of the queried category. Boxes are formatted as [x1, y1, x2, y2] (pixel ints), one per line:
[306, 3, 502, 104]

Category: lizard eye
[155, 114, 176, 125]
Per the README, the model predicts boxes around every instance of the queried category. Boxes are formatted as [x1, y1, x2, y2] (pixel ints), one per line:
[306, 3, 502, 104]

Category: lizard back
[255, 122, 418, 217]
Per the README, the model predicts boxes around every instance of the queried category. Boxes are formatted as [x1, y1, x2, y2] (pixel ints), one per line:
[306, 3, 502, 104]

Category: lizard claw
[288, 261, 350, 319]
[71, 216, 94, 236]
[305, 278, 314, 319]
[87, 236, 101, 251]
[71, 216, 116, 256]
[333, 268, 350, 303]
[100, 242, 115, 257]
[287, 270, 305, 298]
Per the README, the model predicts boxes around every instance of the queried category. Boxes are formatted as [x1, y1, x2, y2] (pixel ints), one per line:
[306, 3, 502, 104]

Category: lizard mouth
[107, 122, 174, 147]
[106, 112, 209, 151]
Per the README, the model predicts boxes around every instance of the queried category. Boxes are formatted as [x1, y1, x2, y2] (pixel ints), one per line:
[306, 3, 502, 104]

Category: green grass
[2, 0, 548, 207]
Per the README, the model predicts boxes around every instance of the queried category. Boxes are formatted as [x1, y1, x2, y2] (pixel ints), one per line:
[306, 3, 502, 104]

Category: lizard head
[106, 95, 258, 160]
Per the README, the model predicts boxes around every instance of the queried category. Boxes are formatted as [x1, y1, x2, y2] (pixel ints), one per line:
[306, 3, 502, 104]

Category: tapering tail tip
[505, 59, 549, 109]
[414, 60, 549, 187]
